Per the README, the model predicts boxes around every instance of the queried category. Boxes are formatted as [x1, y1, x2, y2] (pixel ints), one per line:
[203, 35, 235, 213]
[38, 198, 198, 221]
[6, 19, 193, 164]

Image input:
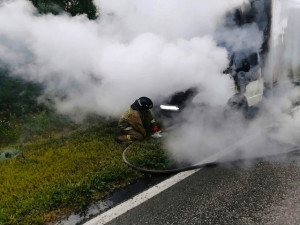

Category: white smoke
[1, 0, 299, 164]
[164, 0, 300, 164]
[215, 23, 263, 53]
[166, 84, 300, 164]
[0, 0, 246, 117]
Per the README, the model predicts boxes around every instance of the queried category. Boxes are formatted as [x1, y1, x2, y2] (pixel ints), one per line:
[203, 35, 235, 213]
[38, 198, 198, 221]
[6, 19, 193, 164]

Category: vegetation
[0, 119, 170, 225]
[0, 2, 171, 224]
[29, 0, 98, 20]
[0, 71, 169, 224]
[126, 139, 174, 170]
[0, 69, 75, 146]
[0, 69, 46, 118]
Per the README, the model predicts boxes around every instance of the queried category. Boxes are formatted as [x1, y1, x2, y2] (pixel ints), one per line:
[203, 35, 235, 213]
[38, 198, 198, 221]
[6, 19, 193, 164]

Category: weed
[0, 69, 169, 224]
[0, 119, 169, 224]
[126, 139, 173, 170]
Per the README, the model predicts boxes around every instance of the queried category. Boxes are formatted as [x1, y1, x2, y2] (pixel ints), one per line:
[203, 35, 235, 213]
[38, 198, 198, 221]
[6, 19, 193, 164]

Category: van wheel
[225, 93, 249, 117]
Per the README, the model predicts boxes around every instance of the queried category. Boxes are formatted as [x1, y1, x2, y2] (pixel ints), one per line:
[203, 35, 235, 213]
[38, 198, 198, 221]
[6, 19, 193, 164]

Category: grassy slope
[0, 2, 170, 223]
[0, 69, 73, 147]
[0, 119, 169, 225]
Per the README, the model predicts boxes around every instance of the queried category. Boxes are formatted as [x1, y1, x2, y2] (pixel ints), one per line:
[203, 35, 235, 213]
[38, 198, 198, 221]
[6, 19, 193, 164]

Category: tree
[0, 69, 46, 118]
[29, 0, 98, 20]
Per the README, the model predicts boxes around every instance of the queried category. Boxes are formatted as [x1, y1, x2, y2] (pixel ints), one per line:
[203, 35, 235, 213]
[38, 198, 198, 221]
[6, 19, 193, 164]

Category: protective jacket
[118, 100, 156, 141]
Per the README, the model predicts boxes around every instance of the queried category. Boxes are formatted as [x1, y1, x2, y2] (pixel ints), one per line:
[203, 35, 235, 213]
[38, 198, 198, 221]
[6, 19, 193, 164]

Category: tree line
[29, 0, 98, 19]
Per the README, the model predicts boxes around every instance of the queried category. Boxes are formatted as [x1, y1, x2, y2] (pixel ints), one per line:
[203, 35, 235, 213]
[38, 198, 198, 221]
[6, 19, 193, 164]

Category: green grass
[0, 111, 76, 147]
[0, 68, 74, 147]
[0, 119, 169, 225]
[0, 70, 171, 224]
[0, 68, 170, 224]
[126, 139, 174, 170]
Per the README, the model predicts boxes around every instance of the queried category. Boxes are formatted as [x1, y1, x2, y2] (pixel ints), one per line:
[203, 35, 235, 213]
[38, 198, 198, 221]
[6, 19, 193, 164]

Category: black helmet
[131, 97, 153, 111]
[137, 97, 153, 110]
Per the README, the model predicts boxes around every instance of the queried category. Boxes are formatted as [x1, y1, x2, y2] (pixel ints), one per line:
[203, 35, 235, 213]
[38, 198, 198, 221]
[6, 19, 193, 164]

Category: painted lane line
[84, 169, 199, 225]
[85, 131, 265, 225]
[84, 148, 229, 225]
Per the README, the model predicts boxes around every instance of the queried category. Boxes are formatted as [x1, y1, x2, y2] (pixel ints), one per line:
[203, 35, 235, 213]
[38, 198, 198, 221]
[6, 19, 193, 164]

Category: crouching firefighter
[115, 97, 159, 143]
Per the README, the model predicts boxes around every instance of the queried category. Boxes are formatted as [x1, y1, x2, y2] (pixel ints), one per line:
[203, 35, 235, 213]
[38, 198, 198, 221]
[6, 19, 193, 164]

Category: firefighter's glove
[152, 131, 162, 139]
[153, 125, 159, 132]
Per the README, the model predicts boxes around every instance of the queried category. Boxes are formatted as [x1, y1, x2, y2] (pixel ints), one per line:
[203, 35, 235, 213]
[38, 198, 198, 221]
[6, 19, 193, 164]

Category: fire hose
[122, 143, 218, 174]
[122, 128, 300, 174]
[122, 143, 300, 174]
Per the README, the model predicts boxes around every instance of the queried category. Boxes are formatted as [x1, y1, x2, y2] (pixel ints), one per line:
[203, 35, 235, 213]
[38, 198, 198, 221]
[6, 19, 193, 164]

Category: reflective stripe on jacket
[119, 108, 147, 137]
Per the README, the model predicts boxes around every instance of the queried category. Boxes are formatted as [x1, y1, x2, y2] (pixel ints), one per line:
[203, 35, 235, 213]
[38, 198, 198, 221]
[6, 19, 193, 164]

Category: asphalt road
[106, 153, 300, 225]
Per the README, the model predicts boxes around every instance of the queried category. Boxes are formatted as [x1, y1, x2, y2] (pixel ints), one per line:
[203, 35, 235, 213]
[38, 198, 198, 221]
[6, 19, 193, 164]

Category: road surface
[86, 151, 300, 225]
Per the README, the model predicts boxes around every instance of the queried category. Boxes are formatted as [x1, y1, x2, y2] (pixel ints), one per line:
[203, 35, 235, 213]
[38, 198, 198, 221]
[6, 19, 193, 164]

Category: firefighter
[115, 97, 159, 143]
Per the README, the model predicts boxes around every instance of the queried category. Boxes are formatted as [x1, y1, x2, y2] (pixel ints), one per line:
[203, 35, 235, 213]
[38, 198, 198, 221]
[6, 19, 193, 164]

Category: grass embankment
[0, 111, 76, 147]
[0, 120, 170, 225]
[0, 68, 171, 224]
[127, 140, 174, 170]
[0, 69, 75, 147]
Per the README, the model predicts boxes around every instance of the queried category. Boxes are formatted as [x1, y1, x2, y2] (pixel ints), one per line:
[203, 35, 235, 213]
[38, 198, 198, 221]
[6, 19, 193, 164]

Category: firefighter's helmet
[137, 97, 153, 110]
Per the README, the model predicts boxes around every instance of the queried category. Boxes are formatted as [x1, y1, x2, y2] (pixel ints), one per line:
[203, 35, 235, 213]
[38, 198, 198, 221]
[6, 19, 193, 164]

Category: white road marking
[84, 132, 264, 225]
[83, 169, 199, 225]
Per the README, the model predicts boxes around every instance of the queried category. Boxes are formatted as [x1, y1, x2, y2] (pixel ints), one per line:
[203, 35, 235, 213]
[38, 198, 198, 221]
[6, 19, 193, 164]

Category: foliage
[0, 111, 77, 147]
[0, 120, 144, 224]
[0, 1, 171, 224]
[0, 118, 171, 224]
[0, 68, 77, 146]
[126, 139, 174, 170]
[0, 69, 46, 119]
[29, 0, 98, 20]
[0, 25, 170, 224]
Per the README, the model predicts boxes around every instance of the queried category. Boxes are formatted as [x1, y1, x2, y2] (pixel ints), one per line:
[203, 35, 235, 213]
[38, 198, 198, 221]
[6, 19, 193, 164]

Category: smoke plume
[0, 0, 246, 117]
[164, 0, 300, 164]
[1, 0, 300, 164]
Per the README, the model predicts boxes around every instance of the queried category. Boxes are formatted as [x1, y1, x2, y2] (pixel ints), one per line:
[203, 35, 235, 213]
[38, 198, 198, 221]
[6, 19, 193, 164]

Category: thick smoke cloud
[164, 0, 300, 164]
[0, 0, 245, 117]
[1, 0, 299, 164]
[166, 86, 300, 165]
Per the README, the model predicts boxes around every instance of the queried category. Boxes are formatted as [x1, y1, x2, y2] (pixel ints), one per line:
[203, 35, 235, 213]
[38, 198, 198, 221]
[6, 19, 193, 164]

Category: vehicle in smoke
[154, 87, 198, 127]
[156, 0, 300, 124]
[224, 51, 264, 108]
[156, 0, 269, 122]
[223, 0, 270, 115]
[226, 0, 300, 112]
